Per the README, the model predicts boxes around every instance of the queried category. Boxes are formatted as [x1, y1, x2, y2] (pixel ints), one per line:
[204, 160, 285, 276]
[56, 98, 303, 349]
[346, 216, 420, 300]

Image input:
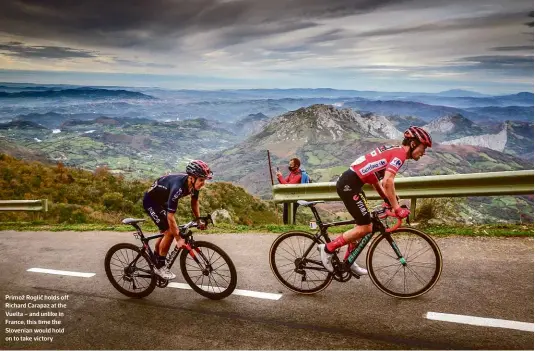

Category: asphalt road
[0, 230, 533, 350]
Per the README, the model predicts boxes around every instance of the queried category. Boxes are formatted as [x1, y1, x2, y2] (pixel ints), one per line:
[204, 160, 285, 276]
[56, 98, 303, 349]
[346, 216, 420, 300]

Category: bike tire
[104, 243, 157, 298]
[180, 241, 237, 300]
[269, 231, 333, 294]
[366, 227, 443, 299]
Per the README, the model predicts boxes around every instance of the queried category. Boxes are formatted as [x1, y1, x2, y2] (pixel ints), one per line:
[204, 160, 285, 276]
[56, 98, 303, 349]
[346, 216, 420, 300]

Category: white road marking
[167, 282, 282, 300]
[27, 268, 96, 278]
[426, 312, 534, 332]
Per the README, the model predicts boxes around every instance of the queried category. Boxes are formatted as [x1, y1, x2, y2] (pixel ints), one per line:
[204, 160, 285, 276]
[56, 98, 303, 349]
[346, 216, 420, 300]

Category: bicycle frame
[300, 204, 407, 274]
[127, 221, 209, 273]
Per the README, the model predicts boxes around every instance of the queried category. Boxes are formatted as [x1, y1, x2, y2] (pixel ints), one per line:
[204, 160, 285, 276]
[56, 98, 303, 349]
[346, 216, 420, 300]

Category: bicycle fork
[345, 232, 407, 266]
[182, 244, 213, 275]
[382, 233, 406, 265]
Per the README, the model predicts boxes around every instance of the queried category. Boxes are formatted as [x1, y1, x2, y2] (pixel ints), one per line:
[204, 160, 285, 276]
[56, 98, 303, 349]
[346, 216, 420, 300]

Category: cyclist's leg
[142, 194, 177, 280]
[328, 170, 372, 253]
[142, 193, 170, 261]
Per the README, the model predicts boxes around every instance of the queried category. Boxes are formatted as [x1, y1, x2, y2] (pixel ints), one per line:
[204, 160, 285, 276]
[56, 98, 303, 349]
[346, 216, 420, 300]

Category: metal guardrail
[0, 199, 48, 212]
[272, 170, 534, 223]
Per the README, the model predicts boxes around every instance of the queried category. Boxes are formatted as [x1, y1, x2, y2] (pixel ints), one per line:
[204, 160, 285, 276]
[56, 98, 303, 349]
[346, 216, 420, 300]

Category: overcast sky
[0, 0, 532, 93]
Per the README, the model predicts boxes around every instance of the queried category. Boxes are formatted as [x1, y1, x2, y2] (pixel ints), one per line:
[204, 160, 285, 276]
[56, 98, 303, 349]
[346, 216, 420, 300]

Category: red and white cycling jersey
[349, 145, 407, 184]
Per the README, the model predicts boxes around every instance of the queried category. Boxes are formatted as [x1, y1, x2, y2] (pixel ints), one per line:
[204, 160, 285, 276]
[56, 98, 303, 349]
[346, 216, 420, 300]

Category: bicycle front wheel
[180, 241, 237, 300]
[367, 227, 443, 299]
[269, 231, 333, 294]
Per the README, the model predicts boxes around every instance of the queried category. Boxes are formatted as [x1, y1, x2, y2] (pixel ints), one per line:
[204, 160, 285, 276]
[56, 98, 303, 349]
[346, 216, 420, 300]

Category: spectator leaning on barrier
[276, 157, 302, 224]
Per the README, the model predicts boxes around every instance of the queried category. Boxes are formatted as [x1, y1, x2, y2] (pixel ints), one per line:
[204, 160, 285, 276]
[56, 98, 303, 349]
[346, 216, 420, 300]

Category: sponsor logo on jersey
[171, 188, 183, 201]
[390, 157, 403, 169]
[359, 159, 387, 175]
[148, 207, 160, 223]
[344, 185, 352, 192]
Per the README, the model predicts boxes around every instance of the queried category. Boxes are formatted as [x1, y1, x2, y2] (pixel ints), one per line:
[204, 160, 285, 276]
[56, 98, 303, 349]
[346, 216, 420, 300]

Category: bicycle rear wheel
[269, 231, 333, 294]
[180, 241, 237, 300]
[104, 243, 157, 298]
[367, 227, 442, 298]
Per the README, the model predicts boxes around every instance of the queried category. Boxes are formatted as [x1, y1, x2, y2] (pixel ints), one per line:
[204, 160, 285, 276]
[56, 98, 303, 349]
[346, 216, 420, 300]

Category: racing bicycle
[269, 200, 442, 298]
[105, 215, 237, 300]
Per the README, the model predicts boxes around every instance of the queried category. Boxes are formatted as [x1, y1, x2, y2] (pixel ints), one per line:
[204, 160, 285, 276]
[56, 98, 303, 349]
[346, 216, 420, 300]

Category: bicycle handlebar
[377, 204, 410, 233]
[179, 214, 214, 232]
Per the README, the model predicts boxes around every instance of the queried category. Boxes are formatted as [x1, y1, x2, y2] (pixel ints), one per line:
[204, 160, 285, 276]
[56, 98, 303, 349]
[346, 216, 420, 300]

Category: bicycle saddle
[122, 218, 146, 224]
[297, 200, 325, 207]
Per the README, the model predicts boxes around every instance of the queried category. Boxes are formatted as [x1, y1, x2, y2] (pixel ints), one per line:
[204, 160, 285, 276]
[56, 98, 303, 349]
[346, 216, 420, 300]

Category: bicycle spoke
[113, 253, 127, 266]
[212, 270, 230, 286]
[110, 262, 124, 269]
[408, 261, 436, 268]
[209, 254, 223, 266]
[375, 247, 399, 260]
[406, 246, 432, 262]
[404, 236, 415, 261]
[405, 265, 428, 286]
[212, 261, 229, 271]
[383, 264, 404, 289]
[278, 245, 298, 260]
[277, 262, 295, 269]
[118, 250, 129, 266]
[403, 267, 406, 294]
[281, 267, 297, 276]
[371, 262, 401, 271]
[283, 240, 300, 260]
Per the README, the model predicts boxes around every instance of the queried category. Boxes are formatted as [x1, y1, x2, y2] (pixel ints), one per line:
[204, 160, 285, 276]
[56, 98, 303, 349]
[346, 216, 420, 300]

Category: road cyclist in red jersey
[318, 126, 433, 276]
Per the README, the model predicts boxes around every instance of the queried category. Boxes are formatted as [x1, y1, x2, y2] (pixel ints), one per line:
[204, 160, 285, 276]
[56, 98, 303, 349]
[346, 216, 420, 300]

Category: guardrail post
[410, 198, 417, 222]
[288, 202, 295, 225]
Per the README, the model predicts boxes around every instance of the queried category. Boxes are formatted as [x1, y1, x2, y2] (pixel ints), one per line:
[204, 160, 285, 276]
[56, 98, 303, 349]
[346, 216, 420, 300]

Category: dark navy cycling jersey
[145, 173, 199, 213]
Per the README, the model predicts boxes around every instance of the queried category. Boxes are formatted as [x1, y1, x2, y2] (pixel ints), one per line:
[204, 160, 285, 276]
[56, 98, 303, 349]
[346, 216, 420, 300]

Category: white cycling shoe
[154, 266, 176, 280]
[317, 244, 334, 272]
[350, 262, 368, 276]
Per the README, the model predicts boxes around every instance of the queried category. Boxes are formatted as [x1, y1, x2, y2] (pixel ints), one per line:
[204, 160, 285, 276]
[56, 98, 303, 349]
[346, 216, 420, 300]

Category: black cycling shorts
[142, 192, 169, 232]
[336, 169, 371, 225]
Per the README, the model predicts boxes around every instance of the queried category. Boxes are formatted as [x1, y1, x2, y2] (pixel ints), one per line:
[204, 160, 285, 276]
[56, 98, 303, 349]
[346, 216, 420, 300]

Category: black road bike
[105, 215, 237, 300]
[269, 200, 443, 298]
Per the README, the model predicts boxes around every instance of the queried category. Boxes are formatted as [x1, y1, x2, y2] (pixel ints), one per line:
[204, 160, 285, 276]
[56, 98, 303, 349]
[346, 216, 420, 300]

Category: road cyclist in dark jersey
[143, 160, 213, 280]
[318, 126, 433, 276]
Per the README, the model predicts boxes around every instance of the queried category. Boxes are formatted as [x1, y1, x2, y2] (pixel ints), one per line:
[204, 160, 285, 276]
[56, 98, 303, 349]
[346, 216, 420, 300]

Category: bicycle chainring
[156, 277, 169, 288]
[331, 259, 353, 282]
[332, 270, 352, 282]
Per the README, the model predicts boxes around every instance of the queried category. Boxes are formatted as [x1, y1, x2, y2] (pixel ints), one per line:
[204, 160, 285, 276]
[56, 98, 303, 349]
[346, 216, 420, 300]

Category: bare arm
[372, 181, 387, 200]
[167, 212, 179, 238]
[382, 171, 400, 210]
[191, 196, 200, 219]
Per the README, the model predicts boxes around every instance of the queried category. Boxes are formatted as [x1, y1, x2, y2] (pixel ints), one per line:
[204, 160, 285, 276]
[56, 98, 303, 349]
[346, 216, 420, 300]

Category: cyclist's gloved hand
[197, 219, 207, 230]
[395, 207, 410, 219]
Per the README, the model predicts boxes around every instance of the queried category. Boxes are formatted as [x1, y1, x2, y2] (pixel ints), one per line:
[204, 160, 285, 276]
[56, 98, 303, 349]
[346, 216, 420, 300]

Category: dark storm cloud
[356, 11, 532, 38]
[491, 46, 533, 51]
[263, 29, 347, 53]
[453, 55, 534, 75]
[113, 58, 175, 69]
[0, 0, 403, 50]
[0, 41, 175, 68]
[0, 41, 98, 59]
[526, 10, 534, 27]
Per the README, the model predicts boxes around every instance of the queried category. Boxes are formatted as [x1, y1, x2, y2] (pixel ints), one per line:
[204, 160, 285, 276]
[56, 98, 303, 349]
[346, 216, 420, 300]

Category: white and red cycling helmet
[403, 126, 432, 147]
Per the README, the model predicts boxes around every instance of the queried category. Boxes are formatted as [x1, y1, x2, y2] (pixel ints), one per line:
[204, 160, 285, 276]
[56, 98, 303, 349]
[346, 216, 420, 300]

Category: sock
[159, 255, 167, 268]
[326, 235, 347, 253]
[154, 254, 165, 268]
